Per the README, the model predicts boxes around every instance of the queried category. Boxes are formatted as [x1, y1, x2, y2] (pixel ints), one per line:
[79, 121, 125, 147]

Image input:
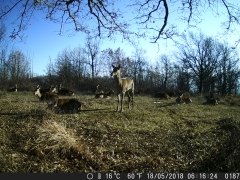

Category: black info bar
[1, 172, 239, 180]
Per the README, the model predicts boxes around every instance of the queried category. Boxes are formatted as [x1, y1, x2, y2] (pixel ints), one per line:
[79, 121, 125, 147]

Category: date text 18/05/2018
[86, 173, 240, 180]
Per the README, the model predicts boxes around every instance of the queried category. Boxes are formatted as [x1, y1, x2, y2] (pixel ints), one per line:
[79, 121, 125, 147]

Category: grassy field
[0, 91, 240, 172]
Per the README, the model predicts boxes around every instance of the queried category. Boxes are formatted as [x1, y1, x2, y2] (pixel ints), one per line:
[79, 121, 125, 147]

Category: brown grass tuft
[25, 120, 102, 172]
[36, 121, 85, 154]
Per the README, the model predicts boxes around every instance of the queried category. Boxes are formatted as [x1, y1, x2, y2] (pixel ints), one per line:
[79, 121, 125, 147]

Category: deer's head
[111, 64, 121, 77]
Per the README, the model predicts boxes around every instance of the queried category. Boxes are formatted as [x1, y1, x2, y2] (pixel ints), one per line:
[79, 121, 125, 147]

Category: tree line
[39, 33, 240, 95]
[0, 31, 239, 95]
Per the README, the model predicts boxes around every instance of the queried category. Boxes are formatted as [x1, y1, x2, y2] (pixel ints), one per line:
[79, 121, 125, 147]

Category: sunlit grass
[0, 91, 240, 172]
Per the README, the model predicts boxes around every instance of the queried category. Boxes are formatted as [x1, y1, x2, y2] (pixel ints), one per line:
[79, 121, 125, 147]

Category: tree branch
[221, 0, 239, 29]
[0, 0, 22, 19]
[1, 0, 240, 43]
[153, 0, 169, 43]
[10, 0, 32, 39]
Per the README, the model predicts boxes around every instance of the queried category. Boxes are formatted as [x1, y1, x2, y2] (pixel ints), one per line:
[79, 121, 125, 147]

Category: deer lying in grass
[54, 98, 82, 114]
[34, 85, 55, 101]
[111, 65, 134, 112]
[95, 84, 115, 99]
[95, 84, 104, 98]
[176, 93, 192, 105]
[51, 84, 74, 96]
[103, 89, 114, 99]
[43, 93, 82, 113]
[204, 92, 220, 105]
[154, 92, 170, 99]
[7, 84, 18, 92]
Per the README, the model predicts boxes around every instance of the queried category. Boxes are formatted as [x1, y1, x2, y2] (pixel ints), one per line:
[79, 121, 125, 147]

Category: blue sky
[3, 0, 240, 76]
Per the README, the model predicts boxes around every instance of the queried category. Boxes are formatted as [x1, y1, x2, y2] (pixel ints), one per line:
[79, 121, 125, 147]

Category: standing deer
[111, 65, 134, 112]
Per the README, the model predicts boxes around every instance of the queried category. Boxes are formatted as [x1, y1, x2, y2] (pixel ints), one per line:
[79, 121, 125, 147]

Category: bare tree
[0, 24, 8, 87]
[102, 48, 130, 74]
[175, 65, 191, 93]
[156, 55, 173, 90]
[1, 0, 239, 42]
[0, 23, 6, 42]
[132, 47, 147, 91]
[178, 34, 240, 95]
[54, 49, 76, 87]
[71, 47, 88, 79]
[216, 44, 240, 95]
[6, 50, 31, 82]
[132, 0, 240, 42]
[85, 35, 100, 79]
[177, 33, 221, 94]
[110, 49, 134, 77]
[0, 48, 8, 88]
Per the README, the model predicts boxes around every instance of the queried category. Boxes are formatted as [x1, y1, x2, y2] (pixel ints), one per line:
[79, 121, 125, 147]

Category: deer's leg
[120, 92, 125, 112]
[127, 92, 131, 109]
[131, 91, 134, 109]
[117, 94, 121, 112]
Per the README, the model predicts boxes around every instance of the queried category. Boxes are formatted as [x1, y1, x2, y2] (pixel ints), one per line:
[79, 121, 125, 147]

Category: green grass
[0, 91, 240, 172]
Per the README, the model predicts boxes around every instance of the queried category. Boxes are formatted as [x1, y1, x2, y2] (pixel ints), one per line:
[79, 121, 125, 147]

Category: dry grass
[0, 91, 240, 172]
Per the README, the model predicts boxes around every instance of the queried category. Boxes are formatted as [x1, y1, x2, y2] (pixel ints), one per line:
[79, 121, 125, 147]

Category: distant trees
[216, 44, 240, 95]
[156, 55, 175, 90]
[177, 33, 240, 95]
[85, 35, 100, 79]
[132, 47, 148, 91]
[0, 49, 31, 90]
[0, 48, 8, 86]
[46, 47, 87, 90]
[0, 24, 32, 90]
[54, 49, 76, 87]
[175, 66, 191, 93]
[177, 33, 220, 94]
[101, 47, 135, 78]
[7, 50, 31, 81]
[0, 22, 239, 95]
[0, 24, 8, 87]
[45, 41, 108, 91]
[41, 33, 239, 95]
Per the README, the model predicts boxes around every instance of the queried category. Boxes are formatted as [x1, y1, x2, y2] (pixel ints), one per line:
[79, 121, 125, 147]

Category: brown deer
[42, 93, 82, 113]
[176, 93, 192, 105]
[34, 85, 54, 101]
[111, 65, 134, 112]
[54, 98, 82, 114]
[51, 84, 74, 96]
[204, 92, 220, 105]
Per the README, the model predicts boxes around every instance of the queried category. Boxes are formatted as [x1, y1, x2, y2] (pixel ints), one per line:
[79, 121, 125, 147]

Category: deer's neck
[114, 73, 123, 88]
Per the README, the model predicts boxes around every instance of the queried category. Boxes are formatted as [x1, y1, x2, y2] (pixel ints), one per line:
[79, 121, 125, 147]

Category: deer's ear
[112, 64, 115, 68]
[118, 64, 121, 68]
